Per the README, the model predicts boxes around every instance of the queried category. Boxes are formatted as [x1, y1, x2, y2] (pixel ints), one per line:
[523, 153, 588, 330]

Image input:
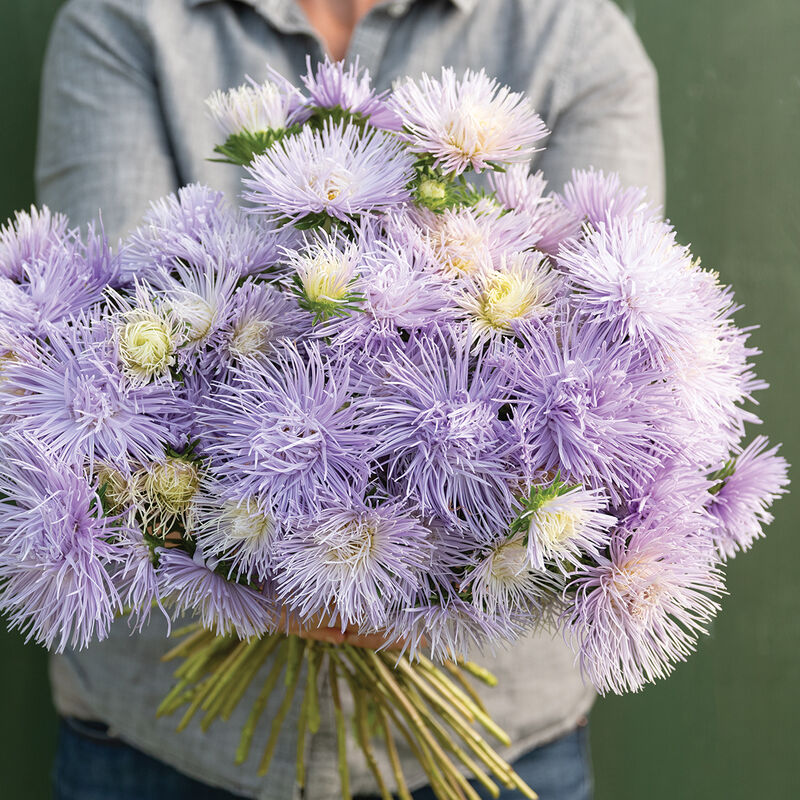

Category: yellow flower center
[302, 255, 351, 303]
[532, 507, 586, 548]
[418, 178, 447, 204]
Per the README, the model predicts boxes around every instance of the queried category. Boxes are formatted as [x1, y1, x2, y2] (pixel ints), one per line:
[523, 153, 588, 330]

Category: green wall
[591, 3, 800, 799]
[0, 5, 65, 798]
[0, 2, 797, 798]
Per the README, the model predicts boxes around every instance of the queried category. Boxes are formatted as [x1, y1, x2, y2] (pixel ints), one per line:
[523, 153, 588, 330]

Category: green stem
[328, 657, 352, 800]
[305, 645, 322, 734]
[234, 639, 289, 765]
[440, 660, 488, 714]
[257, 637, 306, 776]
[457, 660, 498, 687]
[352, 674, 392, 800]
[375, 702, 413, 800]
[219, 635, 280, 721]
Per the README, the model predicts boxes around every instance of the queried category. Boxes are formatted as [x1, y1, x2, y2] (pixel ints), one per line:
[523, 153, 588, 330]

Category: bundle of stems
[159, 625, 538, 800]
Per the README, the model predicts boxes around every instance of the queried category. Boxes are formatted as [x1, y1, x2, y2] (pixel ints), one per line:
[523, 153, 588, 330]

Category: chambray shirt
[36, 1, 664, 798]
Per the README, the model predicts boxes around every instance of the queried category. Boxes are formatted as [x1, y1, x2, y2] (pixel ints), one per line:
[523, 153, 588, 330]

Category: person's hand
[281, 610, 405, 651]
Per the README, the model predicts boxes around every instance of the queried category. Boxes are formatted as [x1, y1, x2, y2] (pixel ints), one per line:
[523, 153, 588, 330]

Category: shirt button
[387, 2, 408, 17]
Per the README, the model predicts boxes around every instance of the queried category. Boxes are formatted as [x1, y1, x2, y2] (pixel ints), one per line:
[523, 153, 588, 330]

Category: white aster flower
[205, 79, 294, 136]
[109, 285, 184, 385]
[392, 67, 548, 175]
[283, 228, 362, 320]
[519, 483, 616, 573]
[467, 534, 558, 616]
[191, 486, 278, 581]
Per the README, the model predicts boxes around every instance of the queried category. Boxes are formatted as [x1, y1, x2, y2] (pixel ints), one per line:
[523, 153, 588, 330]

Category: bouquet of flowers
[0, 58, 789, 800]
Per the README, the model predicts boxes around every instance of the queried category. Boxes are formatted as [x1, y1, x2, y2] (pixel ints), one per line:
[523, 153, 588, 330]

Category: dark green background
[1, 1, 798, 798]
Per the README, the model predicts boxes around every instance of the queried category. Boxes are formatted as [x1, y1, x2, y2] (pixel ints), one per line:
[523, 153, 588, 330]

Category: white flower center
[119, 313, 175, 381]
[231, 318, 273, 358]
[172, 294, 214, 342]
[221, 500, 274, 543]
[320, 517, 378, 569]
[489, 540, 529, 581]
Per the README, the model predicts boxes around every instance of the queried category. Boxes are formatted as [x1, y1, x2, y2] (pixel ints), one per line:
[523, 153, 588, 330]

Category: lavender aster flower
[114, 528, 167, 632]
[319, 231, 456, 354]
[196, 342, 372, 518]
[387, 586, 521, 662]
[299, 56, 401, 130]
[274, 498, 432, 631]
[157, 547, 276, 639]
[243, 120, 414, 225]
[565, 516, 723, 694]
[707, 437, 790, 558]
[560, 168, 658, 226]
[218, 280, 309, 366]
[0, 435, 123, 652]
[391, 67, 548, 175]
[360, 328, 515, 535]
[559, 216, 707, 366]
[1, 316, 181, 471]
[124, 185, 290, 281]
[0, 205, 70, 281]
[2, 241, 112, 336]
[488, 166, 581, 255]
[506, 315, 675, 500]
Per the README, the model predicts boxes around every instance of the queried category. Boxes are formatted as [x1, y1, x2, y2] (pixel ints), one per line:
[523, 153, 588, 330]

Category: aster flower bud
[119, 311, 175, 382]
[144, 457, 200, 516]
[95, 464, 136, 513]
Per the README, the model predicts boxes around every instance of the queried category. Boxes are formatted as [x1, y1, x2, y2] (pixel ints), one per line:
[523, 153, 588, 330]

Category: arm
[535, 0, 665, 206]
[35, 0, 179, 241]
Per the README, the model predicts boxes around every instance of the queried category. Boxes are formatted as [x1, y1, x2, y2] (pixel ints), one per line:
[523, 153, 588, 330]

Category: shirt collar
[185, 0, 478, 14]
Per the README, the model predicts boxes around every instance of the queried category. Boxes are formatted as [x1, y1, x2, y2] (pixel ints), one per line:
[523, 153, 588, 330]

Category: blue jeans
[53, 716, 593, 800]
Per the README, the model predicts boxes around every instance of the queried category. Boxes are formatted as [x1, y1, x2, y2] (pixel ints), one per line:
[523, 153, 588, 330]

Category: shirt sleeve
[534, 0, 665, 207]
[35, 0, 179, 242]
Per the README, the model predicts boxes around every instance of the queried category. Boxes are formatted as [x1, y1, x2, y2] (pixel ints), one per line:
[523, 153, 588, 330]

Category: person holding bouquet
[35, 1, 664, 798]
